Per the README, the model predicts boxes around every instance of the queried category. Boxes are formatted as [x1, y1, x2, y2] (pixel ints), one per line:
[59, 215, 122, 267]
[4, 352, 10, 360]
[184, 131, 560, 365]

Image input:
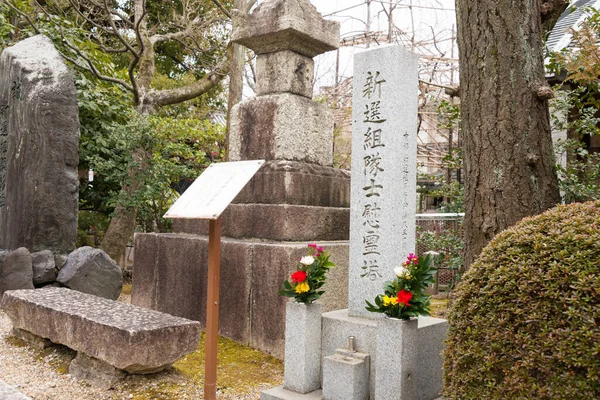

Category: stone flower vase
[375, 316, 419, 400]
[283, 301, 322, 394]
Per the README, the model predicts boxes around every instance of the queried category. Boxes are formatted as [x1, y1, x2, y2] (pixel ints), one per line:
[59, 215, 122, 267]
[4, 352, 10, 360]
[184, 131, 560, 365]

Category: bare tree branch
[5, 1, 41, 35]
[211, 0, 232, 19]
[103, 0, 140, 57]
[143, 47, 231, 107]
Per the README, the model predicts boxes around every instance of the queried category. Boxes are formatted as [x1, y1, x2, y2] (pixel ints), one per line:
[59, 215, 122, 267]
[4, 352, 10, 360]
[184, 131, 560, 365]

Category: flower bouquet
[279, 244, 336, 304]
[365, 253, 436, 320]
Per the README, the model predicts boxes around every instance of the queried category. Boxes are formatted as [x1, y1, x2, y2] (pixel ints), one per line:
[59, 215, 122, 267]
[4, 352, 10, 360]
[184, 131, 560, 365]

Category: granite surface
[322, 350, 370, 400]
[348, 45, 419, 318]
[283, 302, 322, 394]
[1, 288, 201, 373]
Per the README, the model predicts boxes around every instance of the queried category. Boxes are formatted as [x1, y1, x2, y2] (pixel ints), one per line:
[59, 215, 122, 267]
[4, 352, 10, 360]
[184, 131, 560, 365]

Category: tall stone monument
[319, 46, 447, 400]
[132, 0, 348, 357]
[0, 35, 79, 254]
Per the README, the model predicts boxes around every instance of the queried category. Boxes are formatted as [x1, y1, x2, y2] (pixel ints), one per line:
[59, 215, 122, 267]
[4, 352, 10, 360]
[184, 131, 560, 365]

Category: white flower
[394, 266, 409, 278]
[300, 256, 315, 266]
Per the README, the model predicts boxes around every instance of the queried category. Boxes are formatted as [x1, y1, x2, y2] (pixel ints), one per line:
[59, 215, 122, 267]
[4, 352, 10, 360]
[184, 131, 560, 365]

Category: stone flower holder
[283, 301, 322, 394]
[375, 317, 419, 400]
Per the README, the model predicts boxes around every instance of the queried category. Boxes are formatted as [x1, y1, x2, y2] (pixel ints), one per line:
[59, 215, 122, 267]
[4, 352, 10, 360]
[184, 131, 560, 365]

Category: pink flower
[308, 243, 317, 249]
[317, 246, 324, 252]
[406, 253, 418, 265]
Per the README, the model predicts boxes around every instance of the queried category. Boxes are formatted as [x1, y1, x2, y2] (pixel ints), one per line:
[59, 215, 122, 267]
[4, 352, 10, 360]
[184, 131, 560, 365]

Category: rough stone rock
[1, 288, 201, 373]
[0, 35, 79, 254]
[31, 250, 56, 286]
[232, 0, 339, 57]
[54, 254, 68, 270]
[0, 247, 34, 298]
[229, 93, 333, 166]
[57, 247, 123, 300]
[69, 353, 126, 389]
[256, 51, 314, 98]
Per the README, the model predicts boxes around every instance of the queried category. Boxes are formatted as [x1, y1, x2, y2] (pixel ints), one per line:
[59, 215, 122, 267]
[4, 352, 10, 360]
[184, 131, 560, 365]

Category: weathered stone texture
[132, 233, 349, 357]
[233, 160, 350, 208]
[232, 0, 339, 57]
[1, 288, 201, 373]
[229, 93, 334, 166]
[31, 250, 56, 286]
[0, 35, 79, 254]
[57, 247, 123, 300]
[173, 203, 349, 241]
[0, 247, 34, 298]
[0, 379, 31, 400]
[256, 51, 314, 98]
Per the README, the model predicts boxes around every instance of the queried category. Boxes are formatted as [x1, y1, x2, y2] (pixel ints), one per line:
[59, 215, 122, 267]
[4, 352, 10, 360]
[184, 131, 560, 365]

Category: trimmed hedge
[443, 201, 600, 399]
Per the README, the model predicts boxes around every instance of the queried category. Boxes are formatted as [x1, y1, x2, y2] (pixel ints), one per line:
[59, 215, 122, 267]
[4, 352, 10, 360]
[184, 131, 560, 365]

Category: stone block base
[321, 310, 448, 400]
[0, 379, 31, 400]
[233, 160, 350, 208]
[261, 385, 323, 400]
[322, 349, 370, 400]
[229, 93, 333, 166]
[132, 233, 349, 358]
[173, 203, 349, 241]
[69, 353, 127, 389]
[10, 327, 52, 350]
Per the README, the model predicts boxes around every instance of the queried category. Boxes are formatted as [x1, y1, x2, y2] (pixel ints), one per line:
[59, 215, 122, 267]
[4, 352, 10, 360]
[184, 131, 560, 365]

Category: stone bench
[0, 288, 201, 387]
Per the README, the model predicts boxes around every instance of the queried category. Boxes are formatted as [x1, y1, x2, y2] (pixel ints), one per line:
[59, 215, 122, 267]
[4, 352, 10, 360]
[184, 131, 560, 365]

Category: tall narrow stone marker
[0, 35, 79, 254]
[348, 46, 419, 318]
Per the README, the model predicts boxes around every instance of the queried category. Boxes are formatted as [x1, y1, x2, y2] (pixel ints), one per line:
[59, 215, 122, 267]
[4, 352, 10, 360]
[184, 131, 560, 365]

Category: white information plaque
[164, 160, 265, 220]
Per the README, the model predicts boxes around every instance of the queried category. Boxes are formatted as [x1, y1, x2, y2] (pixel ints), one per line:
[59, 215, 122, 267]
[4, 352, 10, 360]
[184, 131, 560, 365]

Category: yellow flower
[406, 275, 412, 280]
[383, 295, 398, 306]
[295, 281, 310, 293]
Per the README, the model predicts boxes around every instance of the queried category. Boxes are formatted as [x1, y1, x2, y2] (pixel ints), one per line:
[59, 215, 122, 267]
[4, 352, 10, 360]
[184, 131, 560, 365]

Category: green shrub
[443, 201, 600, 399]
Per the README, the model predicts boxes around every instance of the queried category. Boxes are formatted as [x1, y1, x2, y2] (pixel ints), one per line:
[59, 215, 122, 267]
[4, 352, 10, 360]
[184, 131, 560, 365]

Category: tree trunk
[457, 0, 561, 269]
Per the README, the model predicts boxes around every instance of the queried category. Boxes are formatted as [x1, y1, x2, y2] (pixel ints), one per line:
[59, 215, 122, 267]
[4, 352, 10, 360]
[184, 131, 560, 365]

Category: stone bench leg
[10, 328, 53, 350]
[69, 353, 126, 389]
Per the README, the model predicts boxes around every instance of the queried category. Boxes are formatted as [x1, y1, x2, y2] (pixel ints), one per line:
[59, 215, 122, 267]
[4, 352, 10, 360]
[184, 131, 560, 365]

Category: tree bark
[457, 0, 562, 269]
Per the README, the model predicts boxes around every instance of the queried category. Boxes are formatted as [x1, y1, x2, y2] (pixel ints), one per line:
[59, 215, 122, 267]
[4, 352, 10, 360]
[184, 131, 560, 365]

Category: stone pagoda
[132, 0, 349, 357]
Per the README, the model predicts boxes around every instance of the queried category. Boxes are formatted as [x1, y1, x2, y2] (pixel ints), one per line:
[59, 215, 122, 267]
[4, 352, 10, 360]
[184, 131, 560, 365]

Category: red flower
[308, 243, 317, 249]
[317, 246, 324, 252]
[291, 270, 308, 283]
[397, 290, 413, 307]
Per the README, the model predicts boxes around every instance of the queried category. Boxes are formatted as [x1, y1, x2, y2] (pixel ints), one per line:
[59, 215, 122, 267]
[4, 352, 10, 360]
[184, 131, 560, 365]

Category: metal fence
[416, 213, 464, 291]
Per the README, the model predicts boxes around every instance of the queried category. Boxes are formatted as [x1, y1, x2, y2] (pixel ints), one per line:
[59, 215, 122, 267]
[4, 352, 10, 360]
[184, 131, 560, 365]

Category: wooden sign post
[164, 160, 265, 400]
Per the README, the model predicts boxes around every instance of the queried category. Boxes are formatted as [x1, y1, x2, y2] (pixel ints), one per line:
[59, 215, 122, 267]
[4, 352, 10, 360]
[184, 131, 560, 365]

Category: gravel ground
[0, 292, 281, 400]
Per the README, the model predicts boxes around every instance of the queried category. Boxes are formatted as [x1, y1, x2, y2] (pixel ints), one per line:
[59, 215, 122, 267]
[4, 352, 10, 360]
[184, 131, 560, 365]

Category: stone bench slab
[0, 288, 201, 373]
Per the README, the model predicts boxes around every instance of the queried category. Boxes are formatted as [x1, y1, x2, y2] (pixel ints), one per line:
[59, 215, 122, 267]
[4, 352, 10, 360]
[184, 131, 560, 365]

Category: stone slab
[0, 379, 31, 400]
[349, 45, 419, 318]
[233, 160, 350, 208]
[173, 203, 349, 242]
[232, 0, 339, 57]
[284, 302, 322, 394]
[261, 386, 323, 400]
[229, 93, 333, 166]
[132, 233, 349, 357]
[0, 288, 201, 373]
[256, 51, 314, 98]
[0, 35, 79, 254]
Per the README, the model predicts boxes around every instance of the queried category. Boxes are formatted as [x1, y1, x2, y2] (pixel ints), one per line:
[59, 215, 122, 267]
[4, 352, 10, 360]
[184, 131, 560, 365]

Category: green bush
[443, 201, 600, 399]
